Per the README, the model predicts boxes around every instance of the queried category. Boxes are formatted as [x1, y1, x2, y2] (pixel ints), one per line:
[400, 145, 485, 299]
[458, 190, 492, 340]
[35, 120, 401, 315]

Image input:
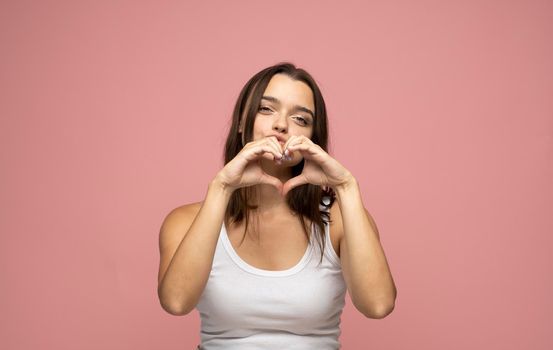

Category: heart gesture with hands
[280, 135, 354, 196]
[214, 135, 354, 197]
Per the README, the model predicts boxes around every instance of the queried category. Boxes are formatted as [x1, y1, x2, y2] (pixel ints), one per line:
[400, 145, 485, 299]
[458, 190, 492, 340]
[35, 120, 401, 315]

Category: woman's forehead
[262, 74, 314, 111]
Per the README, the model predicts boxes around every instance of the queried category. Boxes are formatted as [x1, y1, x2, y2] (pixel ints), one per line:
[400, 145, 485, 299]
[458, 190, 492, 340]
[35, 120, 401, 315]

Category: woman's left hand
[280, 135, 355, 196]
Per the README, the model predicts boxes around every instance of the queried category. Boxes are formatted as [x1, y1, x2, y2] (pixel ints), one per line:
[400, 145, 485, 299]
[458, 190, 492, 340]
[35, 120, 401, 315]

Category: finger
[258, 136, 282, 160]
[282, 136, 302, 161]
[284, 135, 313, 159]
[282, 135, 297, 156]
[282, 174, 308, 197]
[282, 141, 306, 161]
[247, 144, 282, 162]
[259, 172, 283, 193]
[286, 143, 320, 156]
[267, 136, 284, 158]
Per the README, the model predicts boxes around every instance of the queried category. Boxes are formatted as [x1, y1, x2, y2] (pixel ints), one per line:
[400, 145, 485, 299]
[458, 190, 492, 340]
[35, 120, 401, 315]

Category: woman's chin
[261, 158, 289, 168]
[261, 153, 302, 168]
[275, 157, 302, 167]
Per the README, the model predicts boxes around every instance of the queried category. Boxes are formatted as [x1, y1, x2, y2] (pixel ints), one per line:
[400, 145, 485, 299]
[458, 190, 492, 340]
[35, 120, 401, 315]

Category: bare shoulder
[166, 201, 202, 220]
[161, 202, 203, 231]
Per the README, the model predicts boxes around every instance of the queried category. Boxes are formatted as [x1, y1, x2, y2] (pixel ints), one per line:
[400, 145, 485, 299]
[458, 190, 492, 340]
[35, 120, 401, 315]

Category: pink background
[1, 0, 552, 349]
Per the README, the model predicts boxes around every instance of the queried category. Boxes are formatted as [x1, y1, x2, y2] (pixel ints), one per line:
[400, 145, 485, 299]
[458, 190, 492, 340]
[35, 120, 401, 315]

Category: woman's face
[252, 73, 315, 167]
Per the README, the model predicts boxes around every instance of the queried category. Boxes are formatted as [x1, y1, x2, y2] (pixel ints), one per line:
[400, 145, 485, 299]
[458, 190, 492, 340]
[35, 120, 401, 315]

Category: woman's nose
[273, 114, 288, 133]
[273, 123, 286, 133]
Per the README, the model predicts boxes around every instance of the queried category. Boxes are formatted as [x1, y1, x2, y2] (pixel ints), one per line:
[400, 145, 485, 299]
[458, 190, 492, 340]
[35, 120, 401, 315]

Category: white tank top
[195, 204, 347, 349]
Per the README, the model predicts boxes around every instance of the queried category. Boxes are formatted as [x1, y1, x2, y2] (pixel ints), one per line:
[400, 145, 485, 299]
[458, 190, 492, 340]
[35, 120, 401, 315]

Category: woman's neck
[252, 159, 295, 214]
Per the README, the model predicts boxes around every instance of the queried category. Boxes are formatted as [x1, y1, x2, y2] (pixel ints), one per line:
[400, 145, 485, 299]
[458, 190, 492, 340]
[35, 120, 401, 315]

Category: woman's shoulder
[165, 201, 203, 226]
[172, 201, 203, 215]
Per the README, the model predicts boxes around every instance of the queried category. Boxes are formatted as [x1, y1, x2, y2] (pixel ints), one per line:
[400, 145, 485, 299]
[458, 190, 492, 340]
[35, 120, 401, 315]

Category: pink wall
[1, 0, 552, 349]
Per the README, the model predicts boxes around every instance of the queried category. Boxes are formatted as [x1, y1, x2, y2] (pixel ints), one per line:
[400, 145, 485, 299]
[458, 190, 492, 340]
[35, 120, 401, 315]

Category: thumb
[282, 175, 308, 197]
[259, 173, 283, 194]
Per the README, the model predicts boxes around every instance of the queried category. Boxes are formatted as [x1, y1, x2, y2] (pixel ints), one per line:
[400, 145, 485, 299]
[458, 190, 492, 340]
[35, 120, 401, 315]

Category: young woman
[157, 62, 397, 349]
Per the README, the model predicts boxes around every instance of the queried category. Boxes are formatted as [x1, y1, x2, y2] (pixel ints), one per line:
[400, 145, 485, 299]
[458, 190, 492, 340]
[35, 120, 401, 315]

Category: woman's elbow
[367, 303, 395, 319]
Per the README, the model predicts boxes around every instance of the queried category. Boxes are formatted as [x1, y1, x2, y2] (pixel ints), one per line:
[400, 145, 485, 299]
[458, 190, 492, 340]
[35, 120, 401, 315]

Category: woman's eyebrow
[261, 96, 314, 119]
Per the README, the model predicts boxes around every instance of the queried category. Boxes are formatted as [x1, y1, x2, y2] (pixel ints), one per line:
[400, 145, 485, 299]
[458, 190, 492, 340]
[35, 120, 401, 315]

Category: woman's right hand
[214, 136, 286, 194]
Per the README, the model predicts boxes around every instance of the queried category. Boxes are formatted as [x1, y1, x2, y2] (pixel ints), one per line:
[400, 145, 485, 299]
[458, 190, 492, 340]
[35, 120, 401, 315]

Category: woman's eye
[258, 107, 309, 125]
[295, 116, 308, 125]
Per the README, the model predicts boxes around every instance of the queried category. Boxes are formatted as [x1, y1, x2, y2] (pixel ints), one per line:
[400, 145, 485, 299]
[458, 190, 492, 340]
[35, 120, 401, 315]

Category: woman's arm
[157, 177, 232, 316]
[335, 177, 397, 319]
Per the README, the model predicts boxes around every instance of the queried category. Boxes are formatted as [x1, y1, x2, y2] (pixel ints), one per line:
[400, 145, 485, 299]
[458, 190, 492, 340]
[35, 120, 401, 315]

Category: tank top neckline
[221, 221, 315, 277]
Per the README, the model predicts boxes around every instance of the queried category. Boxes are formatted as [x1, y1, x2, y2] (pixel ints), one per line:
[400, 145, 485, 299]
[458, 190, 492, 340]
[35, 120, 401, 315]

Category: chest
[225, 216, 341, 271]
[197, 241, 347, 339]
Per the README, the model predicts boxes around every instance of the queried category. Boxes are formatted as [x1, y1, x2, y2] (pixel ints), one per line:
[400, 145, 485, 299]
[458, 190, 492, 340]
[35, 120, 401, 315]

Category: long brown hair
[223, 62, 336, 265]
